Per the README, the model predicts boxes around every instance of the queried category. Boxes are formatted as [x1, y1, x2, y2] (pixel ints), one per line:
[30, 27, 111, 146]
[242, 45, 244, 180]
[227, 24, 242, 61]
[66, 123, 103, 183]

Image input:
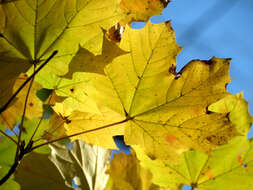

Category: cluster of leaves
[0, 0, 253, 189]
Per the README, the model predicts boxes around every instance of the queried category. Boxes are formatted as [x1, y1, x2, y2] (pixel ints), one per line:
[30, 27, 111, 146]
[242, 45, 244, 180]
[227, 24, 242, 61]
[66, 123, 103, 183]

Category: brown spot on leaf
[205, 106, 212, 114]
[70, 88, 74, 93]
[147, 153, 156, 160]
[29, 102, 33, 107]
[191, 183, 198, 188]
[169, 64, 177, 75]
[225, 113, 231, 122]
[63, 116, 71, 124]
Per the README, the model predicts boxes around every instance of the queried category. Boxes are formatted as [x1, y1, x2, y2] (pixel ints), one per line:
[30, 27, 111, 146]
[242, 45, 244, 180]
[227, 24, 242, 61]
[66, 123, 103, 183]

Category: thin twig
[0, 51, 58, 186]
[0, 129, 18, 145]
[0, 50, 58, 114]
[29, 93, 53, 142]
[15, 65, 35, 162]
[31, 118, 129, 151]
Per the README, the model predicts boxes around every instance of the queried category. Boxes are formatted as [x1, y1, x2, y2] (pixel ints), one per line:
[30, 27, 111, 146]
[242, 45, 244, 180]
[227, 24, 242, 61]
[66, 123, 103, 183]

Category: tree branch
[31, 118, 129, 151]
[0, 50, 58, 114]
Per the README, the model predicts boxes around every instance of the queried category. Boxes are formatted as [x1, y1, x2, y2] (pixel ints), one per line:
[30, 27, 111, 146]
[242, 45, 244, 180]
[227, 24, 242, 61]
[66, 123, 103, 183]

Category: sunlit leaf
[54, 22, 247, 162]
[208, 92, 252, 135]
[134, 136, 253, 190]
[52, 103, 125, 149]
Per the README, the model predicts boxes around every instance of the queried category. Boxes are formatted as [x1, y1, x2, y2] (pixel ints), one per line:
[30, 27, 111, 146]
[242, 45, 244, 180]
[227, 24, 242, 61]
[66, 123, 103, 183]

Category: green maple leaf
[52, 22, 249, 162]
[49, 140, 111, 190]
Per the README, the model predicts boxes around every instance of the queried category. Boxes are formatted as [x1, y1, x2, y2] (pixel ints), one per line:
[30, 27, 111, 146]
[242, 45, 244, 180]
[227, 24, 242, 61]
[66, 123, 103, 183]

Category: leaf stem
[0, 50, 58, 114]
[31, 118, 128, 151]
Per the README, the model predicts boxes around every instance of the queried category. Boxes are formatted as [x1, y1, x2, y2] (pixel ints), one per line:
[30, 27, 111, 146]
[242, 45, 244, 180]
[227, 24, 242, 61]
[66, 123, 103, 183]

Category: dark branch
[0, 50, 58, 114]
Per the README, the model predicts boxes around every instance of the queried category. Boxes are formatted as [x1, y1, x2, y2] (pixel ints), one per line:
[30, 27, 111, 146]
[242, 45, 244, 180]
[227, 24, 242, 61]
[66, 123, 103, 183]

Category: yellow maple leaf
[52, 22, 248, 162]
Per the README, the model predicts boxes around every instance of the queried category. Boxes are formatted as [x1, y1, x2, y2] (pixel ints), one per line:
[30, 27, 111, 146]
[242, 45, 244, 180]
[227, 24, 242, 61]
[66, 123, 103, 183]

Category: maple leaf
[52, 22, 247, 162]
[14, 152, 72, 190]
[0, 0, 124, 109]
[49, 140, 111, 190]
[134, 135, 253, 190]
[105, 151, 171, 190]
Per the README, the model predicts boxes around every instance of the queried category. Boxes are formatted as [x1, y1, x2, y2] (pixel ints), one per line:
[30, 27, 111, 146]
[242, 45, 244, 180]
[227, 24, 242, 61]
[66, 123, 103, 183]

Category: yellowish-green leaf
[134, 136, 253, 190]
[105, 152, 171, 190]
[14, 152, 72, 190]
[56, 22, 246, 162]
[0, 130, 17, 186]
[0, 176, 20, 190]
[49, 140, 111, 190]
[0, 0, 124, 108]
[208, 92, 252, 135]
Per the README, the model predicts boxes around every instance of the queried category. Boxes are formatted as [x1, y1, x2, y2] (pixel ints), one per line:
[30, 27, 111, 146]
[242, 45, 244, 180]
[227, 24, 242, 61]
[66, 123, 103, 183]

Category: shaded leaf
[50, 140, 111, 190]
[15, 152, 72, 190]
[65, 36, 127, 78]
[0, 73, 44, 129]
[105, 152, 170, 190]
